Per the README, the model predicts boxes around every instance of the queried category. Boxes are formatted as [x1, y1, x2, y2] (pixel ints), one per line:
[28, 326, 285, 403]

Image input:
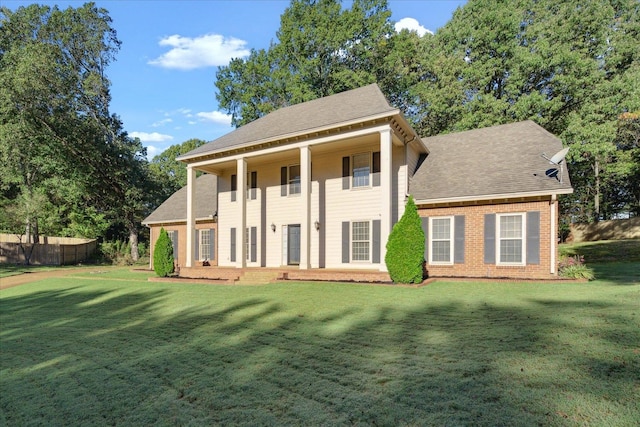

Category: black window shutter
[195, 230, 199, 261]
[454, 215, 465, 264]
[372, 151, 381, 187]
[527, 211, 540, 265]
[342, 157, 350, 190]
[211, 228, 216, 260]
[421, 217, 429, 262]
[231, 174, 237, 202]
[250, 226, 257, 262]
[230, 228, 236, 262]
[172, 231, 178, 260]
[372, 220, 381, 263]
[484, 214, 496, 264]
[250, 171, 257, 200]
[281, 166, 288, 196]
[342, 221, 350, 263]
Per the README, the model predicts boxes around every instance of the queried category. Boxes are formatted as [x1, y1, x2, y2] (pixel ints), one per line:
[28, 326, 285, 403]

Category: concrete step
[235, 270, 280, 285]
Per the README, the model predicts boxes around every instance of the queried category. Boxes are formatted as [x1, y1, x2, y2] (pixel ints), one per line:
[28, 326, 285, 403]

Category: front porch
[178, 266, 392, 285]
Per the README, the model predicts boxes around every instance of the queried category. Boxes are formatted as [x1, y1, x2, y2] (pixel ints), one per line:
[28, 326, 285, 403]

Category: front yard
[1, 262, 638, 425]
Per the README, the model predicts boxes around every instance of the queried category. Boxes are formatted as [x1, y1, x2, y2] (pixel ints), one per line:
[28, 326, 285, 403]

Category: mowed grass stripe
[1, 271, 638, 426]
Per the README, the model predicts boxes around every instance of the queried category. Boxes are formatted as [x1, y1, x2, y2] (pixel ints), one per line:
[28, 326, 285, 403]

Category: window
[199, 229, 211, 261]
[352, 153, 370, 188]
[288, 165, 301, 195]
[247, 171, 257, 200]
[498, 213, 525, 264]
[430, 217, 453, 264]
[351, 221, 370, 261]
[166, 230, 178, 260]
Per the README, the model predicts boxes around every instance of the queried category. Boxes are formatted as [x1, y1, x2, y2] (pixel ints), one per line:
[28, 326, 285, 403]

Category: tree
[215, 0, 394, 127]
[385, 196, 425, 284]
[149, 138, 208, 201]
[153, 227, 174, 277]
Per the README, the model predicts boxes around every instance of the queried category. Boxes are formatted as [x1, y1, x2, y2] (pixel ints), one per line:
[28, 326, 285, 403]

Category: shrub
[98, 239, 133, 265]
[385, 195, 425, 284]
[558, 254, 595, 280]
[153, 228, 175, 277]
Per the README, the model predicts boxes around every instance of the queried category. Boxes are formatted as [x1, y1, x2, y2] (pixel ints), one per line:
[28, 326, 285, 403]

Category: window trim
[428, 216, 454, 265]
[351, 220, 371, 262]
[288, 164, 301, 196]
[351, 152, 371, 188]
[496, 213, 526, 266]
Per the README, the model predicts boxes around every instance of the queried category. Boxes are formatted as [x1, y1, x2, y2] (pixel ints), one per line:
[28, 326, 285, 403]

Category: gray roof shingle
[410, 121, 573, 202]
[179, 84, 397, 160]
[142, 174, 217, 224]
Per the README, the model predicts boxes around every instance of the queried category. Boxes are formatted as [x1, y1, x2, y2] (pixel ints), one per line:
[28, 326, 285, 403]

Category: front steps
[234, 269, 281, 285]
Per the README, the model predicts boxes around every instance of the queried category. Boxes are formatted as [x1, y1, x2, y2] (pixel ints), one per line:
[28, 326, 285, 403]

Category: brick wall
[148, 220, 217, 269]
[419, 199, 557, 280]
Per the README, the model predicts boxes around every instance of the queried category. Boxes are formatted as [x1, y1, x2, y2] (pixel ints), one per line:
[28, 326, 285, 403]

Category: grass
[559, 238, 640, 263]
[1, 266, 638, 426]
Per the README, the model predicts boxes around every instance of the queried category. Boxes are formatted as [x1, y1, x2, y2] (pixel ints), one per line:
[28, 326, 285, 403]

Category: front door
[287, 224, 300, 265]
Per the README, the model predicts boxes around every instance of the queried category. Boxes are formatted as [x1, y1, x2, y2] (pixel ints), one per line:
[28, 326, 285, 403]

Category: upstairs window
[352, 153, 370, 188]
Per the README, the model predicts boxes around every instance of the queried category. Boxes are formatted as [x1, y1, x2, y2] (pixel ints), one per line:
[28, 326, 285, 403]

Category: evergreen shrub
[385, 196, 425, 284]
[153, 227, 174, 277]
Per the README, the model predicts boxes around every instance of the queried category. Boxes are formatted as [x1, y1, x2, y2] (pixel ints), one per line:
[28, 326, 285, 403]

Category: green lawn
[1, 266, 638, 426]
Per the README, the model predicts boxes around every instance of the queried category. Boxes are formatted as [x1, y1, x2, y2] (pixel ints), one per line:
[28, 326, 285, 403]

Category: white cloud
[395, 17, 433, 37]
[130, 131, 174, 143]
[196, 111, 232, 126]
[149, 34, 250, 70]
[151, 118, 173, 127]
[146, 145, 159, 160]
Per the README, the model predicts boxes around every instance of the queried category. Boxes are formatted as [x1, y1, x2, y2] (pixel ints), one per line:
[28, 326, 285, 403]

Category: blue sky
[4, 0, 466, 158]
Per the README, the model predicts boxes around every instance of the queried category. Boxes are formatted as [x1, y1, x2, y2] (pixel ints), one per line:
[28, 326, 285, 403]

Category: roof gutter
[414, 188, 574, 206]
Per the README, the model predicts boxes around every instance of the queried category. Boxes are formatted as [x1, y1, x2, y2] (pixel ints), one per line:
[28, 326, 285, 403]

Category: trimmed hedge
[153, 227, 174, 277]
[385, 196, 425, 284]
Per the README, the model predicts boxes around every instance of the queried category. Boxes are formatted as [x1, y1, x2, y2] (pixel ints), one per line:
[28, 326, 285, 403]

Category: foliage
[558, 254, 595, 280]
[215, 0, 393, 127]
[149, 138, 207, 203]
[98, 240, 133, 266]
[0, 270, 638, 425]
[385, 196, 425, 284]
[153, 228, 174, 277]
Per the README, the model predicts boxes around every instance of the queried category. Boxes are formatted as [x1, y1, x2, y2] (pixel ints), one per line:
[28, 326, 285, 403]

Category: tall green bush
[385, 196, 425, 284]
[153, 227, 174, 277]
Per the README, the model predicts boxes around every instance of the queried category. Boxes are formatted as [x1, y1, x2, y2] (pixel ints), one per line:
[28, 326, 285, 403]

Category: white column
[185, 166, 196, 268]
[237, 158, 247, 268]
[380, 128, 392, 272]
[300, 146, 311, 269]
[550, 194, 557, 274]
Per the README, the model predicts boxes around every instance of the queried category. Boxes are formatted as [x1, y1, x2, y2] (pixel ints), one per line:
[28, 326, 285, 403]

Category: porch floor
[178, 266, 392, 285]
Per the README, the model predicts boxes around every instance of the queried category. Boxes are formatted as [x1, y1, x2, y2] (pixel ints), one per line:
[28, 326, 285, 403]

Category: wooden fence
[0, 234, 97, 265]
[570, 217, 640, 242]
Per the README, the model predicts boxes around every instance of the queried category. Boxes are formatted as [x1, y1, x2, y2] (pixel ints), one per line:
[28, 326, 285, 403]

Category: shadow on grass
[1, 284, 638, 425]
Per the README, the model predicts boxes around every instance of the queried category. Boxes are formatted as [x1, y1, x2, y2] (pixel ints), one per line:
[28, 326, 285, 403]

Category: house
[142, 173, 218, 267]
[144, 84, 572, 280]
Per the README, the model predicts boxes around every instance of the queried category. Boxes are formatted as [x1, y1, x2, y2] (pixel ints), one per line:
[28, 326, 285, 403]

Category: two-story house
[144, 84, 573, 281]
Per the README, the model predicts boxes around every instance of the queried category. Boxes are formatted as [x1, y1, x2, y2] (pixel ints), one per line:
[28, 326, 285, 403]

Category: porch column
[379, 128, 393, 272]
[185, 165, 196, 268]
[236, 158, 247, 268]
[300, 146, 311, 269]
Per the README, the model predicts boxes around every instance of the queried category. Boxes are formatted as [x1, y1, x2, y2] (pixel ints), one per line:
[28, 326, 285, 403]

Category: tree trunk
[594, 159, 600, 222]
[129, 228, 139, 262]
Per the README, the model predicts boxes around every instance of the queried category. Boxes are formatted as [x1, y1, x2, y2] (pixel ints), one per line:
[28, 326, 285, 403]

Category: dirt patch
[0, 267, 101, 290]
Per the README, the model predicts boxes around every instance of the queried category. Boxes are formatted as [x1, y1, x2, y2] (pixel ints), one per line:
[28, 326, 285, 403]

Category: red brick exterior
[419, 198, 558, 280]
[148, 220, 217, 269]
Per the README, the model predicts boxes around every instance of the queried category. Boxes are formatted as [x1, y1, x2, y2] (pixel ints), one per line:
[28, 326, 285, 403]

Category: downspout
[550, 194, 557, 275]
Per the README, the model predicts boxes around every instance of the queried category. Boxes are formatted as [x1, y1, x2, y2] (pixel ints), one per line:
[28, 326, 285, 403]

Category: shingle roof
[410, 121, 573, 202]
[178, 84, 398, 160]
[142, 174, 217, 224]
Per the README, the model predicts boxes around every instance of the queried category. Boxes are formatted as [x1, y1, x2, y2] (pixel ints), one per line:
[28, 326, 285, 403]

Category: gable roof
[410, 121, 573, 203]
[142, 174, 217, 225]
[178, 84, 402, 161]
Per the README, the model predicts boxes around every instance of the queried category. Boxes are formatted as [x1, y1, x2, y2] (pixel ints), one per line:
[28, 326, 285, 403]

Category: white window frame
[199, 229, 211, 261]
[496, 213, 526, 266]
[166, 230, 177, 260]
[352, 152, 371, 188]
[351, 220, 371, 262]
[288, 164, 301, 195]
[429, 216, 454, 265]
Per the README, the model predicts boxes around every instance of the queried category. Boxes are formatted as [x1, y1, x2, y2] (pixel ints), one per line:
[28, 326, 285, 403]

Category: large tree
[0, 3, 152, 262]
[215, 0, 394, 127]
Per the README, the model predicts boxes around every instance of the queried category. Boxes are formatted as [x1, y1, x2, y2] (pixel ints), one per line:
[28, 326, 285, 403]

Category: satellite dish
[541, 147, 569, 184]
